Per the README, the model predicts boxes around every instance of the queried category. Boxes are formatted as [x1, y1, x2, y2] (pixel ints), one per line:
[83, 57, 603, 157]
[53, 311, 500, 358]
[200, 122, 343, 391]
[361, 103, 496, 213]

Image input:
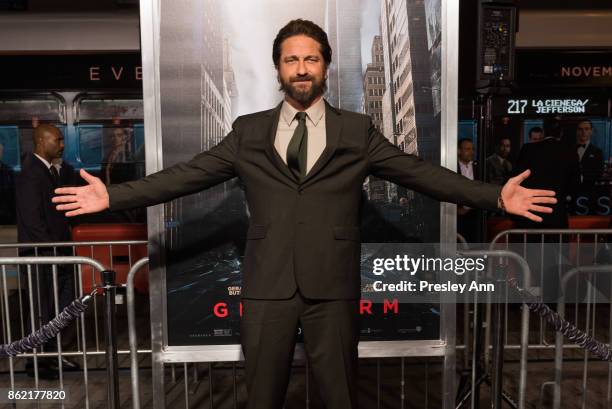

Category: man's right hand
[53, 169, 110, 217]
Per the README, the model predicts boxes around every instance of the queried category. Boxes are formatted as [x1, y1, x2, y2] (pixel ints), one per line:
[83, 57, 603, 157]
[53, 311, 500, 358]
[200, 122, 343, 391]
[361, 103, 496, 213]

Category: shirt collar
[34, 153, 52, 169]
[281, 96, 325, 127]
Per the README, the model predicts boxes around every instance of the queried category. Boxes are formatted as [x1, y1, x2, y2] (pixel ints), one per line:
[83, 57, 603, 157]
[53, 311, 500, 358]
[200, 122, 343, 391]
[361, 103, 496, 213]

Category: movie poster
[158, 0, 443, 346]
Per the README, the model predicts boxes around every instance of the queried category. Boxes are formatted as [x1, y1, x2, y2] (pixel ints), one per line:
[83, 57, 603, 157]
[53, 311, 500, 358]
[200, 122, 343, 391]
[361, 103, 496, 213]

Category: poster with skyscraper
[159, 0, 443, 346]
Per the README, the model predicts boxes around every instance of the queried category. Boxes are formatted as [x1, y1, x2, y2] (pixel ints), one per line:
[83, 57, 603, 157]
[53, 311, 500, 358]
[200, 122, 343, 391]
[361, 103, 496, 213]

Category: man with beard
[16, 124, 78, 379]
[53, 19, 556, 409]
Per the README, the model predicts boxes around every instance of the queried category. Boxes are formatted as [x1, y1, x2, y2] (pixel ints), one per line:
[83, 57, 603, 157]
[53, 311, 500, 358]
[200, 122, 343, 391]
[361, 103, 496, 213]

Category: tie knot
[295, 111, 307, 122]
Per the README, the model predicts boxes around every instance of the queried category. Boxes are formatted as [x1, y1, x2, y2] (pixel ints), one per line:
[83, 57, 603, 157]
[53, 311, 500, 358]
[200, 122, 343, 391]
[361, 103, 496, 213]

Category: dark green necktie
[287, 111, 308, 179]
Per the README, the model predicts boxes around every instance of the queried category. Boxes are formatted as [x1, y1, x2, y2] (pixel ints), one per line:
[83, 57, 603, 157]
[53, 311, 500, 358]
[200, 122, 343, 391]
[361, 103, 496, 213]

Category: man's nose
[297, 59, 307, 75]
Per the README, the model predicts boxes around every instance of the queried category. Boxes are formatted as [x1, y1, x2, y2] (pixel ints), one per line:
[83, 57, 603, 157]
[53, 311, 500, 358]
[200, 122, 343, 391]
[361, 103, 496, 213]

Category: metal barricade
[457, 249, 532, 409]
[124, 256, 449, 409]
[488, 229, 612, 354]
[0, 241, 150, 409]
[126, 257, 149, 409]
[0, 256, 105, 408]
[553, 264, 612, 409]
[2, 245, 449, 409]
[457, 229, 612, 408]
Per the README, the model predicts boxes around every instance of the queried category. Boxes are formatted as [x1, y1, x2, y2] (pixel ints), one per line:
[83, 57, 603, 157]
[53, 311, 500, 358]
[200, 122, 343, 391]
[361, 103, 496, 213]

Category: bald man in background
[16, 124, 78, 378]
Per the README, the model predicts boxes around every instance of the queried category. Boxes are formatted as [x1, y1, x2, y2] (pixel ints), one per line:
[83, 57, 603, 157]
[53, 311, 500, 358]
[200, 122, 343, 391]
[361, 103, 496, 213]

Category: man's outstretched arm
[53, 124, 241, 217]
[366, 119, 556, 222]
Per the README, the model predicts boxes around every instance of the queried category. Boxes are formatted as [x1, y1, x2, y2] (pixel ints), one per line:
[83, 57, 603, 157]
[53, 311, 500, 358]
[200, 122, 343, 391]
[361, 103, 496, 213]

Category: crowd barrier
[0, 247, 449, 408]
[3, 230, 612, 408]
[0, 241, 150, 409]
[457, 228, 612, 409]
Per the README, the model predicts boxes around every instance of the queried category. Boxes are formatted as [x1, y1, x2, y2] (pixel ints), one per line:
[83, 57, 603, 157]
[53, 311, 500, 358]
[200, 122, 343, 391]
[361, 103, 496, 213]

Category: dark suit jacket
[16, 153, 72, 249]
[578, 143, 604, 187]
[514, 138, 579, 228]
[0, 161, 15, 224]
[108, 101, 501, 300]
[485, 154, 512, 186]
[456, 161, 481, 242]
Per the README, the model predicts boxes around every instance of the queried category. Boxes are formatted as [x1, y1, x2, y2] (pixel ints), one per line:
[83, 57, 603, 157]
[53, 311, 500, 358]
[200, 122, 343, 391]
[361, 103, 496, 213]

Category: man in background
[101, 126, 134, 185]
[457, 138, 480, 242]
[16, 124, 78, 379]
[575, 120, 604, 214]
[0, 143, 15, 224]
[576, 119, 603, 185]
[528, 126, 544, 143]
[486, 137, 512, 186]
[514, 130, 578, 229]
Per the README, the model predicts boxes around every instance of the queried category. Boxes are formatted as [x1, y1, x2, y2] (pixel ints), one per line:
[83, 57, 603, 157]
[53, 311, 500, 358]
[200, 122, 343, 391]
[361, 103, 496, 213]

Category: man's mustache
[290, 75, 315, 82]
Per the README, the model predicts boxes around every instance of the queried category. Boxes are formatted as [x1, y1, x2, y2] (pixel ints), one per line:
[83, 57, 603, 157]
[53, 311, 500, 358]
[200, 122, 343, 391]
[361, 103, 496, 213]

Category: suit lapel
[301, 100, 342, 186]
[28, 153, 55, 186]
[263, 102, 299, 184]
[263, 99, 343, 187]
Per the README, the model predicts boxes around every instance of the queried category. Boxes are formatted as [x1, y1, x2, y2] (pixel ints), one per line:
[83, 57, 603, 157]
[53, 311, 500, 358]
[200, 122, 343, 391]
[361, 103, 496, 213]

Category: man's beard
[279, 74, 327, 107]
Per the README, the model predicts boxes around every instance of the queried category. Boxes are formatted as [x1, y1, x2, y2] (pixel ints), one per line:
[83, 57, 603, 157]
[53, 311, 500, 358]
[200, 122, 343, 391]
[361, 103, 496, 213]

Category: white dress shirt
[459, 160, 474, 181]
[577, 141, 589, 162]
[274, 97, 326, 174]
[34, 153, 62, 177]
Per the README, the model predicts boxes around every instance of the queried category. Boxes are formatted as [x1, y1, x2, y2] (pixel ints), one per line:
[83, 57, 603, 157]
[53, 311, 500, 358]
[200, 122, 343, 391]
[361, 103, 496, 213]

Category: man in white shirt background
[575, 119, 604, 214]
[15, 124, 78, 378]
[457, 137, 480, 242]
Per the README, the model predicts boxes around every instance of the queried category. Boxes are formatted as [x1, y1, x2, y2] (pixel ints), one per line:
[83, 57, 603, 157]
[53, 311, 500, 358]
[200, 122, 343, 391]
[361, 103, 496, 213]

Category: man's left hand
[500, 169, 557, 222]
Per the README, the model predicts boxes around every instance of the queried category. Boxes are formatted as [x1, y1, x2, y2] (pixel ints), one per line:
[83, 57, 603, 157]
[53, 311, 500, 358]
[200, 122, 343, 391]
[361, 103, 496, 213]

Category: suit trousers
[241, 292, 360, 409]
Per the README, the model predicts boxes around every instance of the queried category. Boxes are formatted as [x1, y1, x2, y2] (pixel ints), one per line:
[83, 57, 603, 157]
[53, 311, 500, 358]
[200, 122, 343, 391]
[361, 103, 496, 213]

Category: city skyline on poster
[160, 0, 444, 346]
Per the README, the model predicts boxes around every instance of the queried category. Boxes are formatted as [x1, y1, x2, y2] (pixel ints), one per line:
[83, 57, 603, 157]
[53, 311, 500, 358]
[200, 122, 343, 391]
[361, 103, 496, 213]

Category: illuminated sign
[493, 95, 608, 117]
[506, 98, 589, 115]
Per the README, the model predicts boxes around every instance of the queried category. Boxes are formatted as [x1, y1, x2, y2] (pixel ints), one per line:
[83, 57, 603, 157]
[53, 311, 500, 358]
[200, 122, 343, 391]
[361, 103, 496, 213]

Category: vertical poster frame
[139, 1, 459, 407]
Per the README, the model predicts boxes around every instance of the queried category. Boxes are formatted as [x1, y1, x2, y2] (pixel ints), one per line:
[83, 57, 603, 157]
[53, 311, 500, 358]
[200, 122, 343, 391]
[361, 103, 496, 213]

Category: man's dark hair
[272, 19, 332, 68]
[528, 126, 543, 138]
[458, 137, 473, 148]
[578, 118, 593, 128]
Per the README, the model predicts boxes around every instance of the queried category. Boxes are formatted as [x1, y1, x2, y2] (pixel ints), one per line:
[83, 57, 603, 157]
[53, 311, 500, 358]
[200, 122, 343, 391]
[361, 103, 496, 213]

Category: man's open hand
[52, 169, 110, 217]
[500, 169, 557, 222]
